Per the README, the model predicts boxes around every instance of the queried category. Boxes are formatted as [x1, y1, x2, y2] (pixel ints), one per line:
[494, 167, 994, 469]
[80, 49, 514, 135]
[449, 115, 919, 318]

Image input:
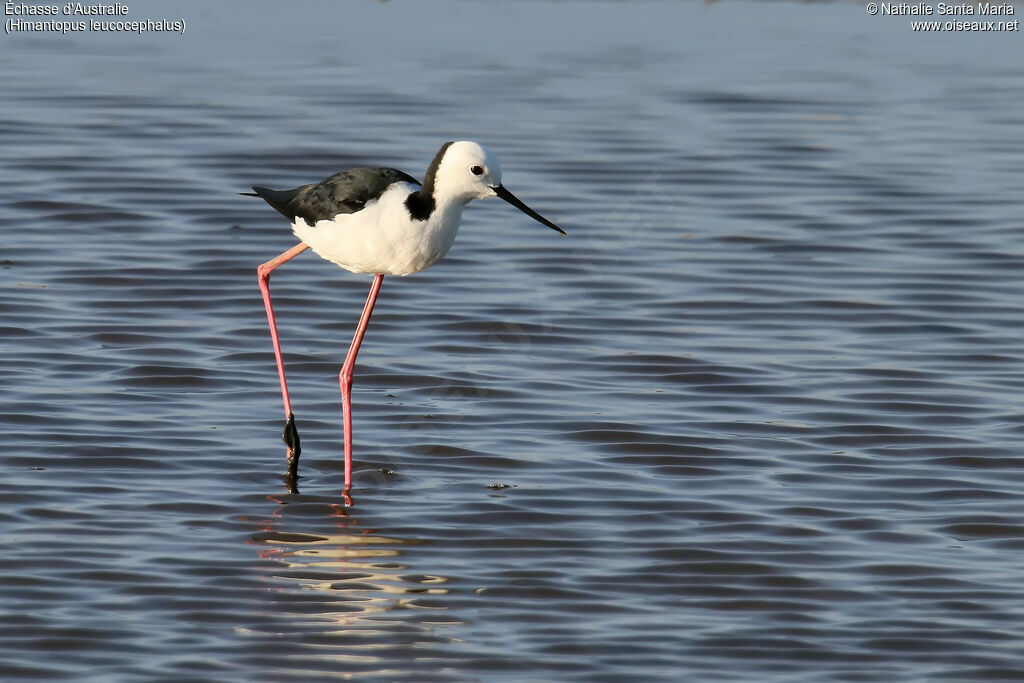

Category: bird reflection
[247, 492, 456, 676]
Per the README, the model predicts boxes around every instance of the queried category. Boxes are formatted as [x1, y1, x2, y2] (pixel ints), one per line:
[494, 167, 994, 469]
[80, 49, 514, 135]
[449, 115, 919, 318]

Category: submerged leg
[339, 273, 385, 490]
[257, 242, 310, 474]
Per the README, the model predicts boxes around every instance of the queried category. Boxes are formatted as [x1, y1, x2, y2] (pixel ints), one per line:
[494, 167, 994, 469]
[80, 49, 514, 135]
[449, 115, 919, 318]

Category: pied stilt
[244, 140, 565, 490]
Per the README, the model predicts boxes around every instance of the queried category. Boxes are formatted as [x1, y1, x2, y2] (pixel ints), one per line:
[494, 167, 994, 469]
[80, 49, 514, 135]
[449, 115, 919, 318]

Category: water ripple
[3, 1, 1024, 681]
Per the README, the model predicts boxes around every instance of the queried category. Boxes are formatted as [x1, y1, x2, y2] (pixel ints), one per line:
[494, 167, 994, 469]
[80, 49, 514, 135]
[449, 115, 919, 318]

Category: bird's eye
[471, 165, 484, 176]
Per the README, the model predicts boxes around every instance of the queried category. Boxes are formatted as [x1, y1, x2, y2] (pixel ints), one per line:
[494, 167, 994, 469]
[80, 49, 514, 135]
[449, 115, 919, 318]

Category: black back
[245, 167, 420, 227]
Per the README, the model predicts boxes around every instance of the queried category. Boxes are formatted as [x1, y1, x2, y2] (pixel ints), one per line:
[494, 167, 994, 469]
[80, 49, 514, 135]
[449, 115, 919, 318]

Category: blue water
[3, 1, 1024, 680]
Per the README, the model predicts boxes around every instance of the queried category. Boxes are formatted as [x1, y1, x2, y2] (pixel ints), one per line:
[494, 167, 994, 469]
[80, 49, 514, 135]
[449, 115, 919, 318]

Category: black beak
[493, 185, 566, 235]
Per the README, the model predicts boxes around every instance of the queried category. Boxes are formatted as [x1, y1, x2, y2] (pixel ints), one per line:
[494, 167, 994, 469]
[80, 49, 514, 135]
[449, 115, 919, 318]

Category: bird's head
[431, 141, 566, 235]
[433, 140, 503, 201]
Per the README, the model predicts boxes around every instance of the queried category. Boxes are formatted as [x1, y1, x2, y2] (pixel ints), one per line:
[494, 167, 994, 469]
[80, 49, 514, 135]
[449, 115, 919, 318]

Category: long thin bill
[494, 185, 566, 235]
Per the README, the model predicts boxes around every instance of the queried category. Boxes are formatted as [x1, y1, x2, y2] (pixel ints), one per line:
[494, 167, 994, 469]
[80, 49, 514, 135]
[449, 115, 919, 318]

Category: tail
[241, 185, 302, 222]
[240, 186, 279, 200]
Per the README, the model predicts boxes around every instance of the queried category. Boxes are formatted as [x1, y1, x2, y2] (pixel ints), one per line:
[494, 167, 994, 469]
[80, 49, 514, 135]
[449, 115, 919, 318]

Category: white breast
[291, 183, 466, 276]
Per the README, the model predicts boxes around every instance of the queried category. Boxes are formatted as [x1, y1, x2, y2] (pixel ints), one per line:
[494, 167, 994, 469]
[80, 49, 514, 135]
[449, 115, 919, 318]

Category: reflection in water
[245, 495, 458, 678]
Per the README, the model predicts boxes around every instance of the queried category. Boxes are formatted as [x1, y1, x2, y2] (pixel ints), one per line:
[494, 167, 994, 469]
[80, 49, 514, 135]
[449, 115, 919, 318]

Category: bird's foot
[283, 413, 301, 480]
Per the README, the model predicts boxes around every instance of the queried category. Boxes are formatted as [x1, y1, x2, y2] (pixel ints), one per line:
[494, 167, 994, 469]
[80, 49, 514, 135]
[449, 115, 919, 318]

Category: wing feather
[244, 167, 420, 227]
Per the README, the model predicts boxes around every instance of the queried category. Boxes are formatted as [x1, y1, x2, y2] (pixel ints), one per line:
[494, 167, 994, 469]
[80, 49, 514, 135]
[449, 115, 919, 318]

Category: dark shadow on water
[280, 469, 352, 507]
[278, 449, 401, 505]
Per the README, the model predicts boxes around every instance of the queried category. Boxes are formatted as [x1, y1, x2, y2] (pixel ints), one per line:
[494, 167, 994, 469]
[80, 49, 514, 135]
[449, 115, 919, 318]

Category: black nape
[405, 191, 436, 221]
[403, 141, 454, 222]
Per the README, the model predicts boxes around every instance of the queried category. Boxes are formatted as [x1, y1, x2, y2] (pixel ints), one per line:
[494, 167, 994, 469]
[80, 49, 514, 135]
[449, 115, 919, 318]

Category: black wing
[243, 167, 420, 227]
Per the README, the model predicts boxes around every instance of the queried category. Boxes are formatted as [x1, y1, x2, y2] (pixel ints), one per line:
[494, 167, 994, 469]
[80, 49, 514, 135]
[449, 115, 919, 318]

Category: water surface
[3, 1, 1024, 680]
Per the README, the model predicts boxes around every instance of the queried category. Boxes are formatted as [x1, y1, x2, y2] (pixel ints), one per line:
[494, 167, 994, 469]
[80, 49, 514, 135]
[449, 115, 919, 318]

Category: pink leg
[340, 273, 385, 490]
[258, 242, 310, 469]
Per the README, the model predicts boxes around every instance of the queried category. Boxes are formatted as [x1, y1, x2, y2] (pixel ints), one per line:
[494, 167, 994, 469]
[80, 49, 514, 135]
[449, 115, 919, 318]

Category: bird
[244, 140, 565, 491]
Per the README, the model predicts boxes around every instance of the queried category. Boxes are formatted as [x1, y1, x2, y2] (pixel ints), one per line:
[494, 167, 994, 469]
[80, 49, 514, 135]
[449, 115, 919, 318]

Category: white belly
[291, 184, 464, 276]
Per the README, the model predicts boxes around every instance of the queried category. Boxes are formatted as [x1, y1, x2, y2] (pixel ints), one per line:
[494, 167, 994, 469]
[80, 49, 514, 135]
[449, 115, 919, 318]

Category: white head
[430, 141, 503, 201]
[425, 140, 565, 234]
